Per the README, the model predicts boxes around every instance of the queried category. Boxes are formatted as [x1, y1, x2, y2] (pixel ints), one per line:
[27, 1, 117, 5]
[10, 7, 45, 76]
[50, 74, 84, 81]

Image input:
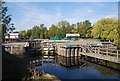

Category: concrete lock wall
[57, 47, 81, 57]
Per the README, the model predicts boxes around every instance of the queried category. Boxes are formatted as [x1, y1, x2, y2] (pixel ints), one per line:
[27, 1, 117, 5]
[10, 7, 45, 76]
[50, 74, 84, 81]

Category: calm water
[29, 55, 120, 80]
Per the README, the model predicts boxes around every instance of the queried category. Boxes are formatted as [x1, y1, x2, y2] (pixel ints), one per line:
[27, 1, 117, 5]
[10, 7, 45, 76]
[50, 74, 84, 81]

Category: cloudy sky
[5, 1, 118, 31]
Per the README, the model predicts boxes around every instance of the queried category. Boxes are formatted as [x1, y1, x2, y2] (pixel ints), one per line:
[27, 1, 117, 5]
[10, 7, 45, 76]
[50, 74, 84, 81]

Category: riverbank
[2, 47, 60, 80]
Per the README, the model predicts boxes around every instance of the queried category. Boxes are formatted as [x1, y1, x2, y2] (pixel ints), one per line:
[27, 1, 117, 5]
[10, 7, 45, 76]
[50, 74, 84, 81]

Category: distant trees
[48, 21, 77, 37]
[92, 18, 119, 46]
[20, 24, 47, 39]
[19, 18, 119, 46]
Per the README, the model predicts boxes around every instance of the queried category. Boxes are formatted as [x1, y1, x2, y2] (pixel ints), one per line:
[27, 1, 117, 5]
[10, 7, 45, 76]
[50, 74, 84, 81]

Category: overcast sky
[5, 1, 118, 31]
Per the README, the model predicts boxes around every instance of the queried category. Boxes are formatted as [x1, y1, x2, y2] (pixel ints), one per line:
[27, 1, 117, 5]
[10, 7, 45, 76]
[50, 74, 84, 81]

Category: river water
[29, 54, 120, 80]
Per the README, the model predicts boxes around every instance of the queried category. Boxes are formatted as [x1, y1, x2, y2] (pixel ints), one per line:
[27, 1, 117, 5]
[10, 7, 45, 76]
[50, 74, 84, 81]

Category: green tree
[44, 30, 49, 39]
[9, 23, 15, 32]
[1, 1, 15, 39]
[22, 24, 47, 39]
[77, 22, 86, 38]
[92, 18, 119, 46]
[57, 21, 70, 37]
[48, 24, 59, 37]
[39, 24, 47, 39]
[26, 29, 32, 38]
[19, 30, 27, 39]
[30, 26, 40, 39]
[66, 24, 77, 33]
[77, 20, 92, 38]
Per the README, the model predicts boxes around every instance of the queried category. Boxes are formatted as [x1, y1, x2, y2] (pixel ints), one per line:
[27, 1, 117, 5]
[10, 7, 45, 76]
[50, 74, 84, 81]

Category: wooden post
[117, 50, 119, 59]
[78, 48, 79, 55]
[11, 46, 13, 54]
[62, 47, 64, 56]
[95, 47, 96, 53]
[98, 48, 100, 54]
[106, 49, 108, 56]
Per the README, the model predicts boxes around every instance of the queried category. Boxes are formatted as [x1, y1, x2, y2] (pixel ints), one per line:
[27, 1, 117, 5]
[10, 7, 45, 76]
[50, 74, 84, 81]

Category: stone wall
[4, 46, 26, 56]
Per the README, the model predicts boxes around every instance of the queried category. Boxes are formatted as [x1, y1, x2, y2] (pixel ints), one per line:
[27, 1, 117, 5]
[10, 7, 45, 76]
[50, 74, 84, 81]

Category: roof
[66, 33, 80, 37]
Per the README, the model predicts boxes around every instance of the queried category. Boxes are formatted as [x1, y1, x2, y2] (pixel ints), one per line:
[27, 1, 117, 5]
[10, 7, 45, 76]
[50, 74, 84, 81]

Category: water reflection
[56, 56, 85, 69]
[29, 55, 120, 79]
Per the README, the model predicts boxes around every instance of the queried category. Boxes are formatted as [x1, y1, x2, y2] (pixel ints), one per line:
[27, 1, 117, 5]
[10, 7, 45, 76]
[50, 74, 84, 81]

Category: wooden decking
[80, 52, 120, 63]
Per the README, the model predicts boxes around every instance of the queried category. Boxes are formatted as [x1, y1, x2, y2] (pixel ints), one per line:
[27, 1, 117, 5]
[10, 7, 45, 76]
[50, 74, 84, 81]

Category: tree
[77, 20, 92, 38]
[66, 24, 77, 33]
[44, 30, 49, 39]
[57, 21, 70, 37]
[48, 24, 59, 37]
[39, 24, 47, 39]
[19, 30, 27, 39]
[30, 26, 40, 39]
[92, 18, 119, 46]
[26, 29, 32, 39]
[77, 22, 86, 38]
[1, 1, 15, 39]
[19, 24, 47, 39]
[9, 23, 15, 32]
